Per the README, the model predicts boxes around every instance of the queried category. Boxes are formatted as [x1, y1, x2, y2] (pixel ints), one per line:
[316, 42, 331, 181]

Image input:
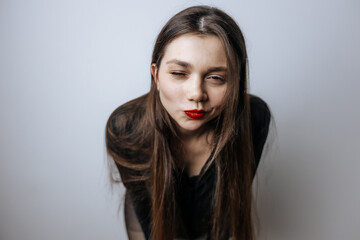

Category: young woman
[106, 5, 271, 240]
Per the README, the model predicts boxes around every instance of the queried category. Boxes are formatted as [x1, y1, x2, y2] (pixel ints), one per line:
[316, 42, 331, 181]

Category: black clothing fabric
[123, 96, 271, 239]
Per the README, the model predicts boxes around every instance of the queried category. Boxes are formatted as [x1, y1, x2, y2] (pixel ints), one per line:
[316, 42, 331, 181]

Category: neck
[173, 129, 214, 174]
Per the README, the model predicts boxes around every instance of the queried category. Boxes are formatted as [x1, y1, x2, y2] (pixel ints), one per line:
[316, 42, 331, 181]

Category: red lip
[184, 109, 206, 119]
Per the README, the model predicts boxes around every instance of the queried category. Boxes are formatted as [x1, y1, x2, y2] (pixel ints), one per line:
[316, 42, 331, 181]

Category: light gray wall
[0, 0, 359, 239]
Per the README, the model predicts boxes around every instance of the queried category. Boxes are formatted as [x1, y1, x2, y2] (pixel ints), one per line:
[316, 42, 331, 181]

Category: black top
[125, 96, 271, 239]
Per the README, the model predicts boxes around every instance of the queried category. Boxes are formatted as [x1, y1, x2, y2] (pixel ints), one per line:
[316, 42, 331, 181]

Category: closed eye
[170, 71, 186, 76]
[170, 71, 188, 79]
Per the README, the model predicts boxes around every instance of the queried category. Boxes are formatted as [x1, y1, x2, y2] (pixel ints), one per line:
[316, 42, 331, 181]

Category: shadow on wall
[253, 122, 332, 240]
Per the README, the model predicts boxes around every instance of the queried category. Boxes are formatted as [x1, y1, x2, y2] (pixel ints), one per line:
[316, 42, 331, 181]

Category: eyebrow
[166, 59, 192, 68]
[207, 66, 227, 72]
[166, 59, 227, 72]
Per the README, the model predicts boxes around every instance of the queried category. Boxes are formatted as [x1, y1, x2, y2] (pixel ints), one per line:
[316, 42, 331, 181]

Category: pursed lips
[184, 109, 206, 119]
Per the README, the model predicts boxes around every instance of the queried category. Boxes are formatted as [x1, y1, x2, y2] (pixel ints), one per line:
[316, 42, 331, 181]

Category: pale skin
[126, 34, 228, 240]
[151, 33, 228, 177]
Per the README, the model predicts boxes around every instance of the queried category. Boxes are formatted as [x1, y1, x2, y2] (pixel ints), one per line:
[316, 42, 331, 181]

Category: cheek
[158, 79, 183, 107]
[208, 86, 227, 106]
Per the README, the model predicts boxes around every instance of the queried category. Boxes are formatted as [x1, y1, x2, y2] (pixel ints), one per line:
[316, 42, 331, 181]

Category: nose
[186, 75, 207, 102]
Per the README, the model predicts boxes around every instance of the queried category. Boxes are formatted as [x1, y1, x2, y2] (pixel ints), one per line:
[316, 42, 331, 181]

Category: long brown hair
[106, 5, 254, 240]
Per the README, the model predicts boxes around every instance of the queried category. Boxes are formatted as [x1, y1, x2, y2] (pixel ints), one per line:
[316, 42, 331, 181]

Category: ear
[151, 63, 159, 90]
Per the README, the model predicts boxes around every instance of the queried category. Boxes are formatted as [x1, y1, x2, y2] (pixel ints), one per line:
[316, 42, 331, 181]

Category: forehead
[160, 34, 227, 68]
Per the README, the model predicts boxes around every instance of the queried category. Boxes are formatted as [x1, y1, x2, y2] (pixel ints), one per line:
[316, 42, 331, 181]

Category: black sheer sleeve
[124, 191, 146, 240]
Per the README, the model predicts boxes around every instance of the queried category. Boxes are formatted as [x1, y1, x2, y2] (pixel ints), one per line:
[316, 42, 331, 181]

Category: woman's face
[151, 34, 228, 136]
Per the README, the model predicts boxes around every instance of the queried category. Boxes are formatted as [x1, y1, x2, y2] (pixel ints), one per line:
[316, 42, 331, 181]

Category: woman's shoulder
[107, 94, 148, 136]
[106, 94, 150, 166]
[249, 95, 272, 169]
[106, 94, 151, 184]
[249, 95, 271, 130]
[249, 95, 271, 120]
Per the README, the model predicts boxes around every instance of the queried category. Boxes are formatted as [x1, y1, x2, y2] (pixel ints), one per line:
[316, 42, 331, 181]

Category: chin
[177, 122, 205, 133]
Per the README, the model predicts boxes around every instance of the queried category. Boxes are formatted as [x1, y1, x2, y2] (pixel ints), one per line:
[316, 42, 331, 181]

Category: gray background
[1, 0, 359, 239]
